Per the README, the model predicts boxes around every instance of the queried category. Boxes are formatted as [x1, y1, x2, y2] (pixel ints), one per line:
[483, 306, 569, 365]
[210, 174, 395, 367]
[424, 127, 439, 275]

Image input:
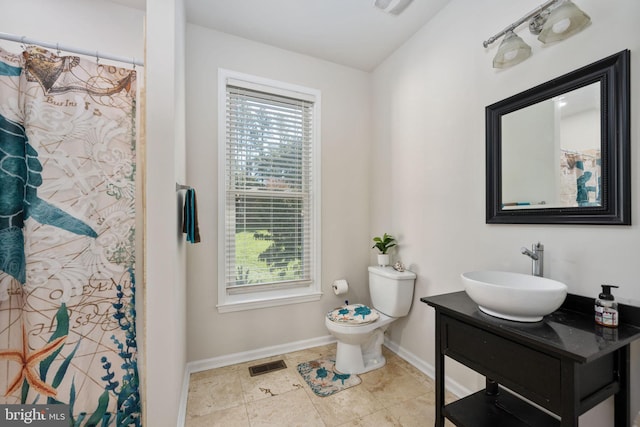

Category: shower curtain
[0, 46, 140, 426]
[560, 150, 601, 207]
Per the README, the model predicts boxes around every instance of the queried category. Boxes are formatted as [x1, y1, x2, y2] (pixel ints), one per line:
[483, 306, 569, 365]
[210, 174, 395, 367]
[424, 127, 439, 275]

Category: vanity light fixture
[537, 0, 591, 43]
[373, 0, 413, 15]
[483, 0, 591, 69]
[493, 30, 532, 69]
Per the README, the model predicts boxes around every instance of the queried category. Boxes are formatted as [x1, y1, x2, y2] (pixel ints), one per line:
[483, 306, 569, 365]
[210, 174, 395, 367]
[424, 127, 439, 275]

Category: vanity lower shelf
[445, 387, 559, 427]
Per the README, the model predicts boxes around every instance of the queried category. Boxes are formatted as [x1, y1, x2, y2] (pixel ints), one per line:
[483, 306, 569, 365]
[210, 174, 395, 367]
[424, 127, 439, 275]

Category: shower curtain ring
[95, 51, 100, 64]
[56, 43, 61, 56]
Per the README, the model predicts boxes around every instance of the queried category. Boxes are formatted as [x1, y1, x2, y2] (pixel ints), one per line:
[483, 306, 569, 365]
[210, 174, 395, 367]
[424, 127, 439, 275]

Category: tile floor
[185, 344, 456, 426]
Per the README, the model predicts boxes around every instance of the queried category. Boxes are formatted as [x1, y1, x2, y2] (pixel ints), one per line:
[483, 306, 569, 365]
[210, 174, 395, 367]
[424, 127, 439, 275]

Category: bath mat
[297, 359, 361, 397]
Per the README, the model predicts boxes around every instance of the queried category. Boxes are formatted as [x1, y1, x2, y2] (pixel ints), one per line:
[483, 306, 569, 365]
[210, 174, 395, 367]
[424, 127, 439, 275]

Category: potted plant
[372, 233, 396, 267]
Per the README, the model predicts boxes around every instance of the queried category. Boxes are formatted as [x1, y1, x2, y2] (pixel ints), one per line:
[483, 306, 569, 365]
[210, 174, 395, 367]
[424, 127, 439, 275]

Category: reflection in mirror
[486, 49, 630, 225]
[501, 83, 601, 209]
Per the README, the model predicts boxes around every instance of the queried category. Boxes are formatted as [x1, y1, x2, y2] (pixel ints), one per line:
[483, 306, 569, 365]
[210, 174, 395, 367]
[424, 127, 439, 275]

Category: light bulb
[552, 18, 571, 34]
[504, 50, 519, 61]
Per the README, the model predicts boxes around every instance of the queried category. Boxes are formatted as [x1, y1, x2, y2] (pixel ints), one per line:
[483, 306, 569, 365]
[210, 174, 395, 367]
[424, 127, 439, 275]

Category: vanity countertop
[421, 291, 640, 363]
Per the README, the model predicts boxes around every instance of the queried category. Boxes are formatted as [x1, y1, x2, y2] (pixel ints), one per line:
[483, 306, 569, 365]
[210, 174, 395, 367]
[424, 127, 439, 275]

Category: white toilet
[325, 266, 416, 374]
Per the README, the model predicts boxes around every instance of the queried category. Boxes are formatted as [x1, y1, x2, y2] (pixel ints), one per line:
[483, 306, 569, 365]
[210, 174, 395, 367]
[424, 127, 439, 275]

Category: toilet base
[334, 329, 387, 374]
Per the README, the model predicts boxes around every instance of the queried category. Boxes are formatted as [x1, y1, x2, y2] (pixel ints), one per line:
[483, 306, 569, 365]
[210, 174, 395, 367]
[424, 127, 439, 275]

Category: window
[218, 69, 321, 313]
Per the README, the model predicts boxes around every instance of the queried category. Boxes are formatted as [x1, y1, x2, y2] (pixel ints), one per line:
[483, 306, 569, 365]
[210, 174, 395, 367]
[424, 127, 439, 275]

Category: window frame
[217, 69, 322, 313]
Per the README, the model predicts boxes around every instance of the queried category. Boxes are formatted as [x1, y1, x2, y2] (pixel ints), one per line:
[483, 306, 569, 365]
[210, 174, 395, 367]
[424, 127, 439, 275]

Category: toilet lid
[327, 304, 379, 325]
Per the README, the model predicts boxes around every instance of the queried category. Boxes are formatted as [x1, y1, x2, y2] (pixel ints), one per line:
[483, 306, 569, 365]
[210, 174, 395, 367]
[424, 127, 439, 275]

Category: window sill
[217, 289, 323, 313]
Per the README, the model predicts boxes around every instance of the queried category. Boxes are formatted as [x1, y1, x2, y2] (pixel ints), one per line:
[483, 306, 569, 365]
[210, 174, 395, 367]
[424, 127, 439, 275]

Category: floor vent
[248, 360, 287, 377]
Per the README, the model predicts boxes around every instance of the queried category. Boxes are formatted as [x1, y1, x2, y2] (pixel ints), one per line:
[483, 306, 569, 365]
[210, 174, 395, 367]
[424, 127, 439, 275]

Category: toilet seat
[327, 304, 379, 325]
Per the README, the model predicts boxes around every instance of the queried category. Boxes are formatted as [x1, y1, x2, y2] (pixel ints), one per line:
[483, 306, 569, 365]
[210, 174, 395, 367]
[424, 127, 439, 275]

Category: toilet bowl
[325, 266, 416, 374]
[325, 310, 395, 374]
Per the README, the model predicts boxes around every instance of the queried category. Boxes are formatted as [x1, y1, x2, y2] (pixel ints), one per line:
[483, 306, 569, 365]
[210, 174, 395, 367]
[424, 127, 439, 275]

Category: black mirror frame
[486, 50, 631, 225]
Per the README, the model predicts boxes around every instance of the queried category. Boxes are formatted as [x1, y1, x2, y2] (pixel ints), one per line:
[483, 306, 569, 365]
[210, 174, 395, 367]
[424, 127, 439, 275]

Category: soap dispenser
[595, 284, 619, 328]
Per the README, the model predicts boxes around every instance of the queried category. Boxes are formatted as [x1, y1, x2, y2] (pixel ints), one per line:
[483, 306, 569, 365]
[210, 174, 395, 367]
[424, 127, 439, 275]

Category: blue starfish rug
[297, 359, 361, 397]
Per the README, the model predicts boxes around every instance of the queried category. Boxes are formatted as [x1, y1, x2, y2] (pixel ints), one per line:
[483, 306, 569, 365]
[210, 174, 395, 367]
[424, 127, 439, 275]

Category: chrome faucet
[521, 242, 544, 277]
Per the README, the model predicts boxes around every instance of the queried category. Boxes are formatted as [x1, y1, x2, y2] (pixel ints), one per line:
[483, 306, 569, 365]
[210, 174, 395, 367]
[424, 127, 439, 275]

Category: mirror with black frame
[486, 49, 631, 225]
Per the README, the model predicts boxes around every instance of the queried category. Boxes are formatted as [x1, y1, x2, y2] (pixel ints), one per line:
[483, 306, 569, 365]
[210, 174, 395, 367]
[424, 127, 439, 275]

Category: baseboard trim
[384, 337, 470, 398]
[176, 365, 190, 427]
[186, 335, 336, 374]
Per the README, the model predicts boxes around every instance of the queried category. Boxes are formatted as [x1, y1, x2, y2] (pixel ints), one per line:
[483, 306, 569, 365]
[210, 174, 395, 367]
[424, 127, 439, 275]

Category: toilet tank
[368, 266, 417, 317]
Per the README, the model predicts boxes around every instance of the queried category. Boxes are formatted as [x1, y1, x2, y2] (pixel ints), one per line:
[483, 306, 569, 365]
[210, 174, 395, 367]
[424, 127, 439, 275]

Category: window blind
[224, 83, 315, 291]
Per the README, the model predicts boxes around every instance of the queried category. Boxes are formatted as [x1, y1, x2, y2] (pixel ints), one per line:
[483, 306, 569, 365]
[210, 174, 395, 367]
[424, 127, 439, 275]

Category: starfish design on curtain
[0, 325, 67, 398]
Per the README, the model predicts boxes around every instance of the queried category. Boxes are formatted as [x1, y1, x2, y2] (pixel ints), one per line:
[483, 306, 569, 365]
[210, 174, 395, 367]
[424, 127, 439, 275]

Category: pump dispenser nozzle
[599, 284, 619, 300]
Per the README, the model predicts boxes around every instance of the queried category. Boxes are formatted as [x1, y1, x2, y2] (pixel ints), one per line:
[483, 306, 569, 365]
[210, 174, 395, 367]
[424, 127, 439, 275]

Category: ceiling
[108, 0, 451, 71]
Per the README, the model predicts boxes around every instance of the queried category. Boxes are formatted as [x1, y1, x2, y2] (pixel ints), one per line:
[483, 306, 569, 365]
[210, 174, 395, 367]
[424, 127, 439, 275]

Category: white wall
[184, 25, 372, 361]
[146, 0, 188, 426]
[371, 0, 640, 425]
[0, 0, 143, 61]
[0, 1, 188, 425]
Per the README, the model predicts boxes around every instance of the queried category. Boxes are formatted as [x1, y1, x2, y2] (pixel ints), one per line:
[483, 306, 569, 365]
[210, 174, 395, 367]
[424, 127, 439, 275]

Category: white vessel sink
[461, 271, 568, 322]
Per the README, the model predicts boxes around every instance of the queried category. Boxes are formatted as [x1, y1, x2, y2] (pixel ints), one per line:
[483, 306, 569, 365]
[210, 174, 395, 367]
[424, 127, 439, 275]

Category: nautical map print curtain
[0, 46, 140, 426]
[559, 150, 601, 207]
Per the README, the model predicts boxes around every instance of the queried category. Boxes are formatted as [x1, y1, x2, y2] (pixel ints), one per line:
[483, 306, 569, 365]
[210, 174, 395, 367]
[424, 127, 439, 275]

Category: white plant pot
[377, 254, 390, 267]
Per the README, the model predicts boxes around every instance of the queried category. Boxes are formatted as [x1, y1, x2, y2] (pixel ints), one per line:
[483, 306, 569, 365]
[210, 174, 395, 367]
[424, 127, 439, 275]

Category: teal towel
[182, 188, 201, 243]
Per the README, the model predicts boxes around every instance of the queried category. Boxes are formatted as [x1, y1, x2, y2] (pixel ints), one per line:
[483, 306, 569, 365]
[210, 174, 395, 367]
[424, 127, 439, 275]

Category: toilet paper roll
[332, 279, 349, 295]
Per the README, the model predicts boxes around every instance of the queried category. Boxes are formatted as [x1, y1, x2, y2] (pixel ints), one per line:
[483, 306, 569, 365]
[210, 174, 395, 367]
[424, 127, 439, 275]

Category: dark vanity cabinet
[421, 292, 640, 427]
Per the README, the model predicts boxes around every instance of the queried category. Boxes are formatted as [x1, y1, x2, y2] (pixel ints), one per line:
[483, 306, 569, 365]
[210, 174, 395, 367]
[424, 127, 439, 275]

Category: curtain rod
[0, 31, 143, 67]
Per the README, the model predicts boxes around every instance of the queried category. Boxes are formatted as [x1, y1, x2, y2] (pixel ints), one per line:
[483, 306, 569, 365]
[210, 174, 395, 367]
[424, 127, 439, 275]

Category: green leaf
[99, 412, 113, 426]
[372, 233, 396, 254]
[40, 304, 70, 382]
[74, 414, 86, 427]
[21, 377, 29, 404]
[69, 379, 83, 427]
[52, 339, 81, 389]
[50, 304, 70, 340]
[84, 391, 110, 427]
